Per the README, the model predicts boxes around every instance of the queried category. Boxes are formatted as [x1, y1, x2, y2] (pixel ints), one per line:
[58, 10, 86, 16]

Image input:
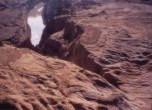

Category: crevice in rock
[70, 102, 86, 110]
[38, 16, 70, 48]
[0, 101, 17, 110]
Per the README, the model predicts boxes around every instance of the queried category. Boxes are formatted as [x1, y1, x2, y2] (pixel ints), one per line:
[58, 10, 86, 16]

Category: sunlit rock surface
[0, 44, 123, 110]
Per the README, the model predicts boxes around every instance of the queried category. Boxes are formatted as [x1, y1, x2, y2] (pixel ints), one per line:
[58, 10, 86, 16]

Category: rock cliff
[0, 0, 43, 47]
[0, 0, 151, 46]
[40, 1, 152, 110]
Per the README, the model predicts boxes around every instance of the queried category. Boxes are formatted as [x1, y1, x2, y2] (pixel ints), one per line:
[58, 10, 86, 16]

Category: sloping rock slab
[0, 44, 128, 110]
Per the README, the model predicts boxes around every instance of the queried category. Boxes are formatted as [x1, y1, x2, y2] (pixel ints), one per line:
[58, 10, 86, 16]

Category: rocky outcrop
[0, 0, 151, 47]
[39, 2, 152, 110]
[0, 0, 29, 46]
[0, 44, 128, 110]
[0, 43, 151, 110]
[39, 0, 152, 47]
[0, 0, 44, 47]
[41, 2, 152, 72]
[0, 0, 152, 110]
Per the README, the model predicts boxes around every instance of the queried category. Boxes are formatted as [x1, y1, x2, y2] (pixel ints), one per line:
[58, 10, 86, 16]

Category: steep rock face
[0, 0, 29, 46]
[0, 0, 151, 47]
[0, 0, 43, 47]
[0, 44, 126, 110]
[40, 2, 152, 110]
[39, 0, 152, 47]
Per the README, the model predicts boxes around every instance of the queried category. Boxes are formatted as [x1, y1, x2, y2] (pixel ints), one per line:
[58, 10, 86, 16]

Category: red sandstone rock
[0, 44, 124, 110]
[0, 0, 152, 110]
[41, 2, 152, 110]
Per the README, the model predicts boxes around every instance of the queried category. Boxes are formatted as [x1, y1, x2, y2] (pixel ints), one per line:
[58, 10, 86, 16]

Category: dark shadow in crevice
[0, 101, 18, 110]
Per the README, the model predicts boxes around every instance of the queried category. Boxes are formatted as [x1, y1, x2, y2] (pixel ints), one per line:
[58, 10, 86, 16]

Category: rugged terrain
[0, 0, 152, 110]
[0, 44, 128, 110]
[40, 2, 152, 110]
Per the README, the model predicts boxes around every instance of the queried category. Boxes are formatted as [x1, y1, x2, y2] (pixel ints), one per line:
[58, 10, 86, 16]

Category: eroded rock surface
[0, 0, 151, 47]
[40, 2, 152, 110]
[0, 44, 126, 110]
[0, 0, 152, 110]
